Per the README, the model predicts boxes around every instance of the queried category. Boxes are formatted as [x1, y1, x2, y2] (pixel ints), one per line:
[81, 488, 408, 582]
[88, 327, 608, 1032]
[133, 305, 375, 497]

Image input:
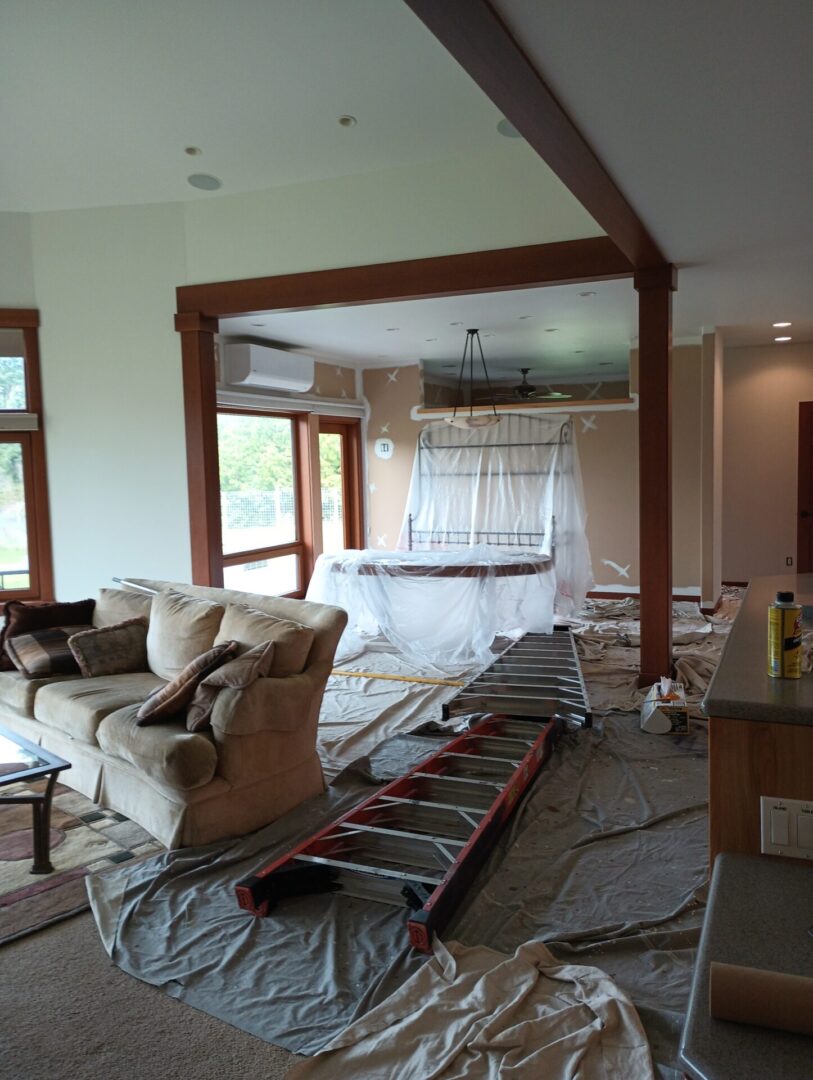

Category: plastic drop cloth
[307, 546, 556, 672]
[86, 716, 708, 1079]
[397, 414, 592, 617]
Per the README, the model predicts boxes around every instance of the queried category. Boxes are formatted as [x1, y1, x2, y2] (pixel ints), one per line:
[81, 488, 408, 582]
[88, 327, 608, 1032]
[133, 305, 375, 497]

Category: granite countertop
[703, 573, 813, 725]
[680, 852, 813, 1080]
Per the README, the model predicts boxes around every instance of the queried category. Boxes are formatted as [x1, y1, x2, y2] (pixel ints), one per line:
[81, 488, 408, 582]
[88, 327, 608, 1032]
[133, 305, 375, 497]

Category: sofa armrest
[209, 671, 324, 736]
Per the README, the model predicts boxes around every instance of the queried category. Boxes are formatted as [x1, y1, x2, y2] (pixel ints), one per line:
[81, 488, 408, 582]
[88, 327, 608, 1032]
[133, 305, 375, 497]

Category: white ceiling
[3, 0, 811, 352]
[220, 279, 636, 381]
[0, 0, 509, 212]
[494, 0, 813, 347]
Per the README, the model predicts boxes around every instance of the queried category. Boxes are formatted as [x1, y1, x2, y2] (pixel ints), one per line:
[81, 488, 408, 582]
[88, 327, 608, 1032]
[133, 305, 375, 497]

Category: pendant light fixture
[445, 328, 501, 428]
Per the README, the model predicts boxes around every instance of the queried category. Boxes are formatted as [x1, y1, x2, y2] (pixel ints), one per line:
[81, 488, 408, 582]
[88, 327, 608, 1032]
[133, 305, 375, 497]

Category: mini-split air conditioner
[220, 341, 314, 392]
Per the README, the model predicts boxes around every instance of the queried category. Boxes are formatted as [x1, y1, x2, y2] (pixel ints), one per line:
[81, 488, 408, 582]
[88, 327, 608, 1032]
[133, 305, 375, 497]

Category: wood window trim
[0, 311, 54, 605]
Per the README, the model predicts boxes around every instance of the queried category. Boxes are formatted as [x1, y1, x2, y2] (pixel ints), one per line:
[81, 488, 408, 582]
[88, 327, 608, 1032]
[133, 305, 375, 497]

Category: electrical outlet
[760, 796, 813, 859]
[786, 556, 794, 566]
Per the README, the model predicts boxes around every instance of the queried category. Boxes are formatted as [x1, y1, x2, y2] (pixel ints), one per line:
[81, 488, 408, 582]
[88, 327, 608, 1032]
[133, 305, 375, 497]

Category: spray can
[767, 591, 803, 679]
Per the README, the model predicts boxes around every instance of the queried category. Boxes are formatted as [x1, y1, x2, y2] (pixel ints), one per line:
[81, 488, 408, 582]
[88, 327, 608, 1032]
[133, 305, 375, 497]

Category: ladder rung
[293, 853, 442, 886]
[338, 822, 467, 848]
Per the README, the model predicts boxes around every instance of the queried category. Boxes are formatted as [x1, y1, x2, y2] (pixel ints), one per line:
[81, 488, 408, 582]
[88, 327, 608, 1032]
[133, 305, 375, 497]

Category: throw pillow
[5, 625, 93, 678]
[136, 640, 238, 726]
[68, 617, 149, 678]
[145, 589, 225, 681]
[0, 598, 95, 672]
[214, 602, 314, 676]
[186, 640, 275, 732]
[92, 587, 153, 628]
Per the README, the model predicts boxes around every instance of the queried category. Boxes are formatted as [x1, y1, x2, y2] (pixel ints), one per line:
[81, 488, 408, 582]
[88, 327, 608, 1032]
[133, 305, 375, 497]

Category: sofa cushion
[97, 705, 217, 790]
[5, 625, 93, 678]
[187, 641, 275, 732]
[137, 641, 238, 725]
[0, 598, 96, 671]
[34, 672, 166, 744]
[93, 588, 152, 628]
[146, 590, 225, 681]
[69, 618, 148, 678]
[0, 669, 81, 717]
[214, 602, 314, 676]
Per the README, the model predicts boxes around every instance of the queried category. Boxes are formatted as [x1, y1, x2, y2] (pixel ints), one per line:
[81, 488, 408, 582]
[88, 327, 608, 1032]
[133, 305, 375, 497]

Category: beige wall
[312, 362, 358, 402]
[723, 342, 813, 581]
[363, 346, 705, 592]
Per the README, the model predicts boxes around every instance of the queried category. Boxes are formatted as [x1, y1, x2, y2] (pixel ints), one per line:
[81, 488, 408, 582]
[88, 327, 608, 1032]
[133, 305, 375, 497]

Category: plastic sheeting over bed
[307, 547, 556, 671]
[399, 414, 592, 616]
[307, 413, 592, 670]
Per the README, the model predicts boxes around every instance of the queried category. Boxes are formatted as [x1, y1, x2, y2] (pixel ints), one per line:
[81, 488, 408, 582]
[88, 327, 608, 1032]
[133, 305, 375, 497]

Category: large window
[0, 316, 53, 601]
[216, 408, 361, 597]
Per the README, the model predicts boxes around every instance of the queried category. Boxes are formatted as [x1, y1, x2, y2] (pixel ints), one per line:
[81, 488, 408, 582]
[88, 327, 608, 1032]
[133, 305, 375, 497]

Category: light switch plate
[760, 796, 813, 859]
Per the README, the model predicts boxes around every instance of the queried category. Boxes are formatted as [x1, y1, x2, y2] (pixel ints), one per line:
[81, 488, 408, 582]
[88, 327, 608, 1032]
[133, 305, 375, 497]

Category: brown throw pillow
[0, 598, 95, 671]
[68, 618, 149, 678]
[5, 625, 93, 678]
[136, 640, 238, 726]
[186, 641, 275, 732]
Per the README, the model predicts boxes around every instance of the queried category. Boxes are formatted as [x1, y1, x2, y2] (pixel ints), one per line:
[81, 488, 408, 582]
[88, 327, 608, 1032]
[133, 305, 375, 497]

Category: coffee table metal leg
[30, 771, 58, 874]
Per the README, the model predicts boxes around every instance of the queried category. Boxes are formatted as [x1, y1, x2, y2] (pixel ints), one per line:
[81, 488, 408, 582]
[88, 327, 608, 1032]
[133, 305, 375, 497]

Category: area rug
[0, 777, 163, 945]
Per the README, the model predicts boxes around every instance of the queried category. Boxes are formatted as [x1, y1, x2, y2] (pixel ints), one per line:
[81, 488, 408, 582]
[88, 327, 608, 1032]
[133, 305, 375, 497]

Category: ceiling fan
[490, 369, 573, 403]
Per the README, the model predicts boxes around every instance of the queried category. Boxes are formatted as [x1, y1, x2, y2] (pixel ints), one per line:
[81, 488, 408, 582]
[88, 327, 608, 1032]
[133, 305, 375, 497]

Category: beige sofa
[0, 578, 347, 848]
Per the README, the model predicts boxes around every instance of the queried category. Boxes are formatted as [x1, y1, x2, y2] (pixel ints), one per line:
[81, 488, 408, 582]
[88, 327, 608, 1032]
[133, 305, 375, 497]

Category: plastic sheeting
[86, 716, 708, 1079]
[307, 547, 556, 671]
[397, 414, 592, 617]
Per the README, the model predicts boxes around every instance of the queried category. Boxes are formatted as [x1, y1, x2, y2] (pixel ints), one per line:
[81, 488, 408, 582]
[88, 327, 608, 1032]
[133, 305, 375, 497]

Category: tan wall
[722, 342, 813, 581]
[312, 362, 358, 401]
[364, 365, 426, 548]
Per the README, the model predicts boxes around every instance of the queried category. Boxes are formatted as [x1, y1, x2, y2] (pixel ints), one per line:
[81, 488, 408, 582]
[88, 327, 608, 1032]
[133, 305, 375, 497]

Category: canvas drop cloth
[290, 937, 654, 1080]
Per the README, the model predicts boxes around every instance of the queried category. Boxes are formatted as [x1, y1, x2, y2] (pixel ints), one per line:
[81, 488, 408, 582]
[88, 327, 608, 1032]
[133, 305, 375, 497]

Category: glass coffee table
[0, 722, 71, 874]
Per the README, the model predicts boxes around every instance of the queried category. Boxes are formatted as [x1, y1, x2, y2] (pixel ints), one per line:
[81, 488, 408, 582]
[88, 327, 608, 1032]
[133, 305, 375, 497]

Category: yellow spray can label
[767, 604, 802, 678]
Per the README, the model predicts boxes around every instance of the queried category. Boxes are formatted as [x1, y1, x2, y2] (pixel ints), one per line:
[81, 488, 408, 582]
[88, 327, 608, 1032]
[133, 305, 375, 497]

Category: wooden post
[175, 312, 222, 586]
[635, 266, 677, 684]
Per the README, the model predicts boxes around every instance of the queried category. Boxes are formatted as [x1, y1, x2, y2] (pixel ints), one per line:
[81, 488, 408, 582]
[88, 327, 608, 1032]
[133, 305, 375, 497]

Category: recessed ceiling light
[496, 118, 522, 138]
[545, 328, 559, 333]
[386, 327, 399, 332]
[251, 321, 265, 327]
[338, 115, 357, 127]
[517, 315, 533, 320]
[450, 321, 463, 326]
[187, 173, 222, 191]
[772, 321, 792, 328]
[579, 291, 596, 298]
[599, 361, 613, 366]
[775, 336, 792, 342]
[425, 337, 437, 342]
[574, 350, 585, 354]
[185, 146, 203, 156]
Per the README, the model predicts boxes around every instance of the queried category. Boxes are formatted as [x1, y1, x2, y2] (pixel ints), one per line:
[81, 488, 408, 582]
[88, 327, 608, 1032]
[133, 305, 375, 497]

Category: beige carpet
[0, 911, 299, 1080]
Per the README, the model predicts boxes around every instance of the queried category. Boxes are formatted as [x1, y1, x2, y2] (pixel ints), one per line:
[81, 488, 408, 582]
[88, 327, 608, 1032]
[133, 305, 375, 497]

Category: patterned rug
[0, 777, 163, 945]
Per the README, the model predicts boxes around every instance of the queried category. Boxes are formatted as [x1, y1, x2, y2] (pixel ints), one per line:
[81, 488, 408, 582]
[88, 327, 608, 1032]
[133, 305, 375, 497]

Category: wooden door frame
[797, 402, 813, 573]
[318, 417, 364, 552]
[175, 239, 675, 674]
[175, 237, 633, 588]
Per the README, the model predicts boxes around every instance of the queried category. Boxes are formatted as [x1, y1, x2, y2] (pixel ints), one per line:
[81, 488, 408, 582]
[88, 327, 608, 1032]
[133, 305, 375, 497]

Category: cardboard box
[640, 679, 690, 735]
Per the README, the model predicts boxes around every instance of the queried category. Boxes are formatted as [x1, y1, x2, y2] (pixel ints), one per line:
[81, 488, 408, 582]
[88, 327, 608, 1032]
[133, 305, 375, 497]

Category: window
[0, 315, 53, 600]
[216, 409, 362, 597]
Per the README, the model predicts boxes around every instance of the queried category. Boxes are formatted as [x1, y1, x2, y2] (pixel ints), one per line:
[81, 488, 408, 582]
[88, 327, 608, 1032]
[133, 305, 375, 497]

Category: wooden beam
[635, 264, 677, 683]
[174, 313, 222, 586]
[0, 309, 39, 329]
[176, 237, 632, 317]
[403, 0, 664, 269]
